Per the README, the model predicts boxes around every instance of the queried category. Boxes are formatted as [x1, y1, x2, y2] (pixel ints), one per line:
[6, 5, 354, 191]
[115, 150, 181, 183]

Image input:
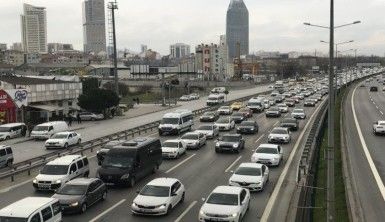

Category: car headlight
[200, 210, 205, 216]
[273, 157, 279, 161]
[158, 204, 167, 210]
[215, 143, 220, 147]
[231, 212, 238, 218]
[233, 144, 239, 148]
[70, 202, 79, 207]
[132, 202, 138, 208]
[33, 179, 37, 183]
[121, 174, 130, 179]
[54, 180, 61, 184]
[237, 127, 240, 130]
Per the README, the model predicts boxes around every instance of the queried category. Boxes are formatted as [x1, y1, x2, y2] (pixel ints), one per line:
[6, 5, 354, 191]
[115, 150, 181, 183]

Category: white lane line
[255, 134, 265, 143]
[166, 154, 196, 174]
[380, 111, 384, 115]
[89, 199, 126, 222]
[273, 121, 279, 127]
[261, 99, 326, 221]
[174, 200, 198, 222]
[352, 86, 385, 201]
[225, 156, 242, 173]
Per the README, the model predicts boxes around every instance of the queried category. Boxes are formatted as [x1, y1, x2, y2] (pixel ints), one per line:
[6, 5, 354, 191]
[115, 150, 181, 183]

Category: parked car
[291, 109, 306, 119]
[195, 125, 219, 139]
[0, 123, 27, 141]
[179, 95, 191, 101]
[132, 178, 185, 216]
[236, 121, 258, 134]
[189, 93, 200, 100]
[238, 107, 253, 118]
[251, 144, 283, 166]
[45, 132, 81, 149]
[161, 139, 187, 158]
[373, 120, 385, 135]
[277, 104, 289, 113]
[265, 107, 281, 118]
[268, 127, 291, 144]
[78, 112, 104, 121]
[0, 145, 13, 168]
[218, 106, 233, 115]
[229, 163, 269, 191]
[200, 111, 219, 122]
[215, 134, 245, 153]
[199, 186, 250, 222]
[280, 118, 299, 131]
[215, 117, 235, 131]
[180, 132, 206, 149]
[52, 178, 107, 214]
[231, 112, 247, 123]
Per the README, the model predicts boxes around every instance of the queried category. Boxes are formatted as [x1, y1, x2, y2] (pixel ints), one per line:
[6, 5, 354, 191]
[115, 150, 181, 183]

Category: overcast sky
[1, 0, 384, 56]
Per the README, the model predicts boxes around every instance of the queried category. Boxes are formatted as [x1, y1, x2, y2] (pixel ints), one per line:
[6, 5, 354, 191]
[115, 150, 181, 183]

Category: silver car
[180, 132, 207, 149]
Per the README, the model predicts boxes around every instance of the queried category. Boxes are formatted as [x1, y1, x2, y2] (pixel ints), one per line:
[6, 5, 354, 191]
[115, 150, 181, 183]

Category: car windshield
[248, 102, 262, 106]
[235, 167, 262, 176]
[33, 126, 49, 131]
[161, 118, 179, 124]
[256, 147, 278, 154]
[217, 118, 229, 123]
[220, 106, 230, 110]
[40, 165, 68, 175]
[221, 136, 239, 142]
[207, 193, 238, 206]
[240, 121, 255, 126]
[181, 134, 198, 140]
[198, 126, 213, 130]
[57, 184, 88, 195]
[232, 113, 243, 117]
[271, 128, 287, 134]
[0, 127, 11, 132]
[278, 104, 286, 107]
[102, 155, 134, 168]
[204, 112, 215, 116]
[269, 108, 279, 111]
[0, 218, 27, 222]
[282, 119, 296, 124]
[239, 108, 249, 112]
[163, 141, 179, 148]
[51, 134, 68, 139]
[208, 96, 219, 100]
[140, 185, 170, 197]
[293, 109, 303, 113]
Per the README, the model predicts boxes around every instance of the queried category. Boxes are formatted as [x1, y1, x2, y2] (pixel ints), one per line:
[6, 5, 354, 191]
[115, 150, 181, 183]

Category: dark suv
[280, 118, 299, 131]
[215, 134, 245, 153]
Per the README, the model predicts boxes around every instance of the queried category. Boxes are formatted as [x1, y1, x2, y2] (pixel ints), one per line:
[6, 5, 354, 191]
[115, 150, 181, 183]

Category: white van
[31, 121, 68, 140]
[32, 155, 89, 191]
[211, 87, 227, 94]
[0, 123, 27, 141]
[206, 94, 225, 106]
[158, 109, 194, 135]
[247, 98, 265, 112]
[0, 197, 61, 222]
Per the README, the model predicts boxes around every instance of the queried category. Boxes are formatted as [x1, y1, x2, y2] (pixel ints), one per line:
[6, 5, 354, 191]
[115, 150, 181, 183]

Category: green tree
[78, 89, 120, 113]
[103, 81, 129, 97]
[81, 78, 100, 95]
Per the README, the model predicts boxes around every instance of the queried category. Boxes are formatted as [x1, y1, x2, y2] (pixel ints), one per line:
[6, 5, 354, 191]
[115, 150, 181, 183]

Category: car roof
[0, 123, 25, 127]
[163, 139, 181, 143]
[222, 133, 241, 137]
[238, 162, 263, 168]
[147, 178, 179, 187]
[0, 197, 57, 218]
[37, 121, 66, 126]
[66, 178, 98, 185]
[377, 120, 385, 124]
[258, 144, 279, 149]
[212, 185, 242, 195]
[54, 131, 76, 135]
[47, 155, 83, 165]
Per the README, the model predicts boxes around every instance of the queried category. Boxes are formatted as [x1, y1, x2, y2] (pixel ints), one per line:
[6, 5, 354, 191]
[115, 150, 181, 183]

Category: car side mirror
[201, 198, 206, 202]
[230, 170, 234, 173]
[136, 190, 140, 194]
[171, 192, 177, 196]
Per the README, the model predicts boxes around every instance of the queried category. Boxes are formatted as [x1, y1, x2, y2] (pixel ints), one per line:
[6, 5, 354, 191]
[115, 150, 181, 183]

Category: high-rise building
[141, 44, 148, 53]
[226, 0, 249, 59]
[21, 3, 47, 53]
[48, 43, 74, 53]
[170, 43, 191, 59]
[0, 44, 6, 51]
[219, 35, 229, 79]
[83, 0, 106, 54]
[195, 43, 220, 80]
[11, 43, 23, 51]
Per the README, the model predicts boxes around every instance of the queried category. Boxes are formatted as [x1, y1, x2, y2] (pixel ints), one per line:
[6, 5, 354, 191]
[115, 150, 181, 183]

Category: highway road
[0, 94, 324, 222]
[343, 78, 385, 222]
[3, 85, 270, 165]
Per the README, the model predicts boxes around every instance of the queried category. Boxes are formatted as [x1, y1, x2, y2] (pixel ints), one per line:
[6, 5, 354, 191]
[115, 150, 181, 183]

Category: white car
[218, 106, 233, 115]
[229, 163, 269, 191]
[215, 117, 235, 131]
[373, 120, 385, 135]
[180, 132, 206, 149]
[45, 132, 81, 149]
[277, 103, 289, 113]
[195, 125, 219, 139]
[268, 127, 291, 144]
[263, 99, 271, 109]
[189, 93, 200, 100]
[199, 186, 250, 222]
[161, 140, 187, 158]
[132, 178, 185, 215]
[291, 109, 306, 119]
[251, 144, 283, 166]
[179, 95, 191, 101]
[268, 99, 276, 106]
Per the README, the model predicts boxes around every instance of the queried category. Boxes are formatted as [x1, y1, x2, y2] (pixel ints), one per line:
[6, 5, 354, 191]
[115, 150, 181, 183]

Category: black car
[237, 121, 259, 134]
[275, 95, 284, 103]
[266, 107, 281, 118]
[200, 111, 219, 122]
[231, 112, 246, 123]
[52, 178, 107, 214]
[280, 118, 299, 131]
[285, 99, 295, 107]
[370, 86, 378, 92]
[215, 134, 245, 153]
[97, 137, 163, 187]
[97, 140, 126, 165]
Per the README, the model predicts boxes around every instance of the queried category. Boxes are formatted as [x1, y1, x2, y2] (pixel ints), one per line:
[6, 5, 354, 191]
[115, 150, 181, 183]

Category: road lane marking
[166, 154, 196, 174]
[255, 134, 265, 143]
[174, 200, 198, 222]
[380, 111, 384, 115]
[273, 121, 279, 127]
[225, 156, 242, 173]
[261, 99, 326, 221]
[89, 199, 126, 222]
[352, 86, 385, 201]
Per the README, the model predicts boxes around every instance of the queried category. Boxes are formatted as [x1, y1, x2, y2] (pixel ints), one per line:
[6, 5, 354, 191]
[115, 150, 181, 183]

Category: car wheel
[5, 136, 10, 140]
[77, 139, 81, 145]
[176, 153, 180, 159]
[6, 159, 13, 167]
[166, 205, 172, 215]
[101, 191, 107, 201]
[215, 148, 220, 153]
[129, 177, 136, 187]
[152, 165, 157, 174]
[180, 192, 185, 203]
[81, 203, 87, 213]
[91, 118, 96, 121]
[64, 143, 68, 149]
[84, 171, 89, 177]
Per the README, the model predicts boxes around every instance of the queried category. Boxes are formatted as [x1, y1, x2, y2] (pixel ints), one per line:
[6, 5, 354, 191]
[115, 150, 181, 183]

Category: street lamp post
[304, 6, 360, 222]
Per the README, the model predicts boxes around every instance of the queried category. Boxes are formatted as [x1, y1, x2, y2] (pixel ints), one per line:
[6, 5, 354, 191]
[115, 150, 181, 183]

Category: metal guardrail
[0, 90, 271, 182]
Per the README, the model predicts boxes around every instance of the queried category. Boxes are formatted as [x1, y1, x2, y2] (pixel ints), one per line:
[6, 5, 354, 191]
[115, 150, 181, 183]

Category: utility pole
[327, 0, 335, 221]
[108, 1, 119, 95]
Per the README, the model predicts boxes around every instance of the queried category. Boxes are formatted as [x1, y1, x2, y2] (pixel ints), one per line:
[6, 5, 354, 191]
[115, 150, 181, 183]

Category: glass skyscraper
[226, 0, 249, 59]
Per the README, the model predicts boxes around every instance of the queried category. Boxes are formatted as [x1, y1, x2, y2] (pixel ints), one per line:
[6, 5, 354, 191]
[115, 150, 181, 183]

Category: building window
[58, 101, 63, 107]
[68, 100, 73, 106]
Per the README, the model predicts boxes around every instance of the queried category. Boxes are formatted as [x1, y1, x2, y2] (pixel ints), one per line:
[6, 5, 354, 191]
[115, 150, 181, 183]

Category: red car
[238, 107, 253, 118]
